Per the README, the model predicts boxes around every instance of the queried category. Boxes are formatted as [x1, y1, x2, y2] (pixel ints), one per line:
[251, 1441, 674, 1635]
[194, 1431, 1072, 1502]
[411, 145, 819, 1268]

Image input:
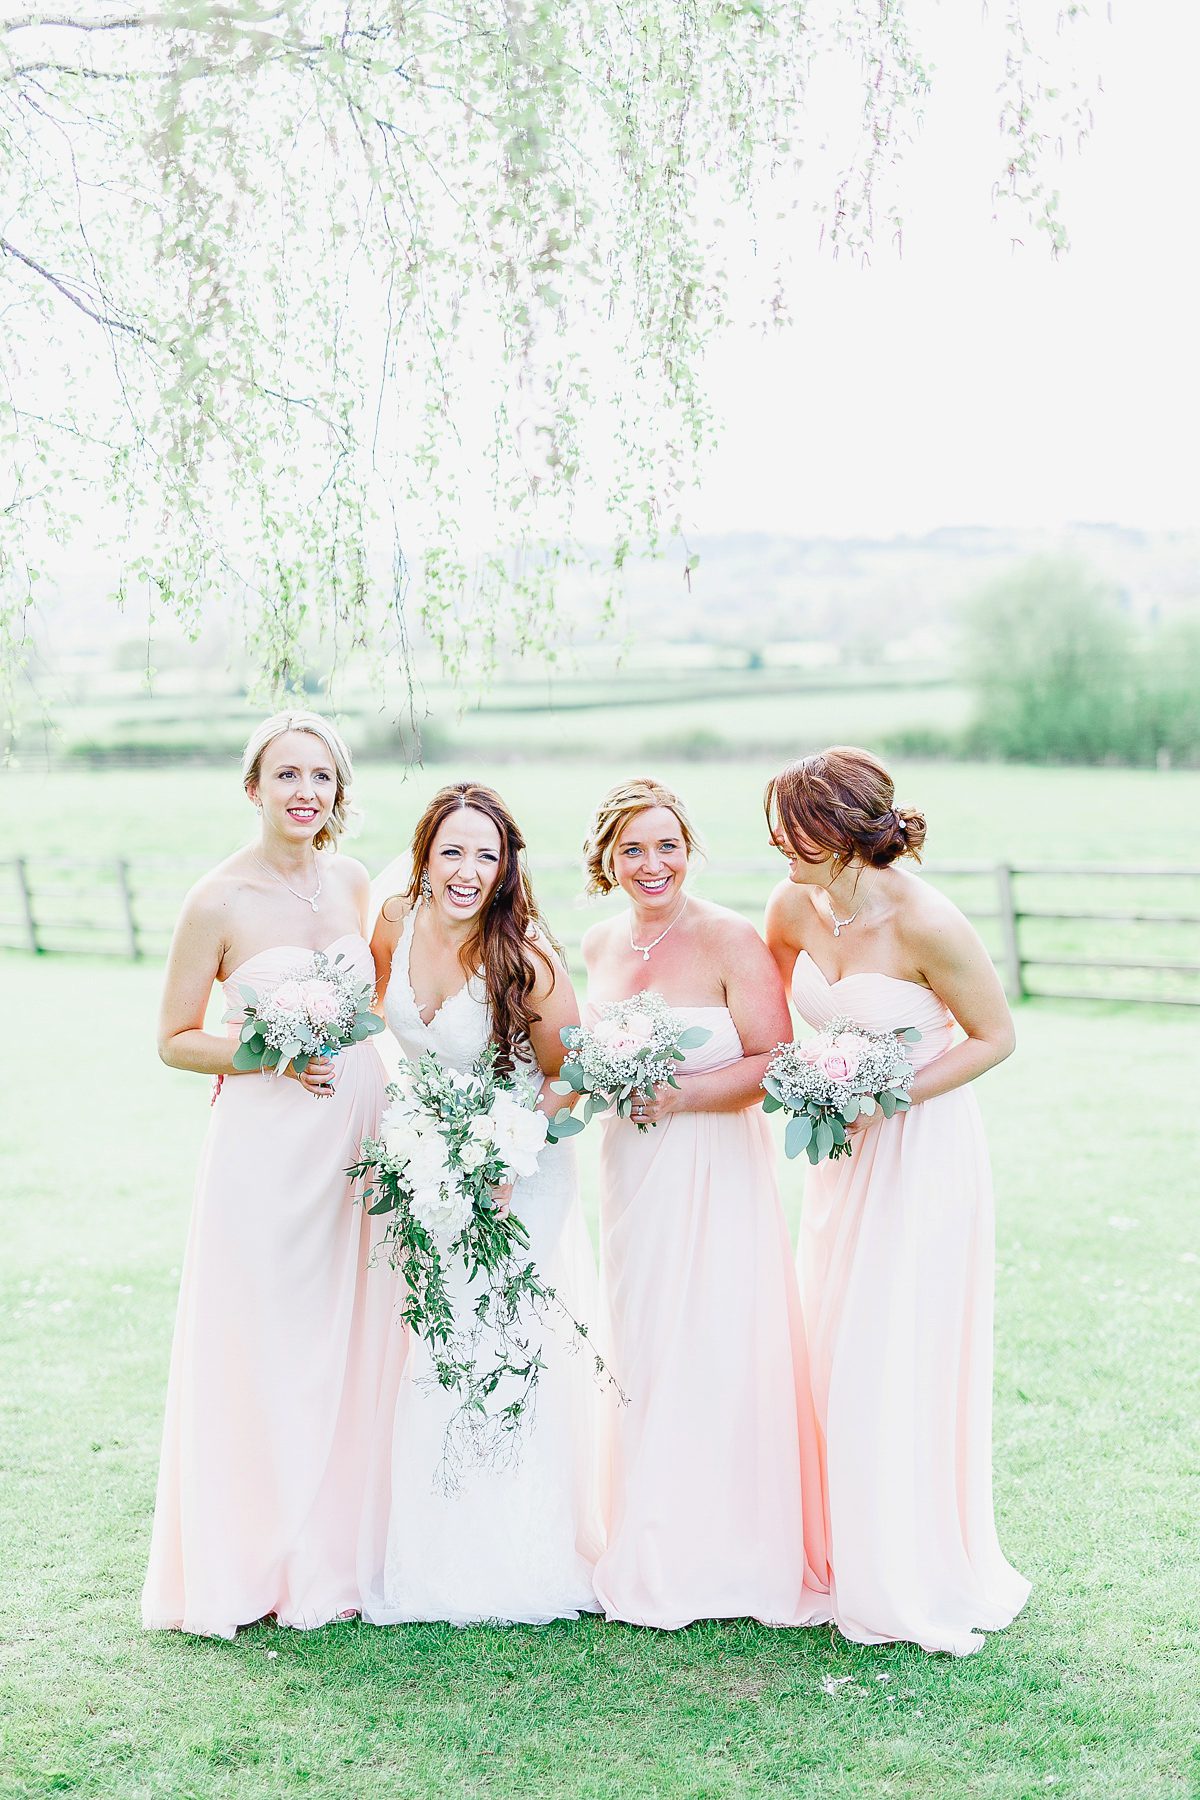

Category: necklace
[253, 850, 323, 913]
[825, 868, 881, 937]
[629, 893, 689, 962]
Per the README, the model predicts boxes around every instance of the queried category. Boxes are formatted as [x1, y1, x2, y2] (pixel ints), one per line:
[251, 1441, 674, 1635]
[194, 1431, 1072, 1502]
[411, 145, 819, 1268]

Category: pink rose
[303, 980, 341, 1025]
[817, 1048, 859, 1082]
[594, 1014, 654, 1058]
[270, 980, 306, 1014]
[800, 1034, 834, 1065]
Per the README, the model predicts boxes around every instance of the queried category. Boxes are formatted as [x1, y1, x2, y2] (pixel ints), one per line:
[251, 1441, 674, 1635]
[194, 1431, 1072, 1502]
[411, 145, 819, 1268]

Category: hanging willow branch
[0, 0, 1094, 707]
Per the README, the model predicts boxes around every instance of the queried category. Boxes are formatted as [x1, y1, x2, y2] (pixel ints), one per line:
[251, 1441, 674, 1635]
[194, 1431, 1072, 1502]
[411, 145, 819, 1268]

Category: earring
[420, 868, 433, 902]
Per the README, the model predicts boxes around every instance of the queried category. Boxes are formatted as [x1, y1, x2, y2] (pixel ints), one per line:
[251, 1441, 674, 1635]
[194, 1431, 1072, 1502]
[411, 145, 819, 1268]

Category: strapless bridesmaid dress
[791, 951, 1031, 1656]
[142, 934, 390, 1638]
[589, 1002, 830, 1630]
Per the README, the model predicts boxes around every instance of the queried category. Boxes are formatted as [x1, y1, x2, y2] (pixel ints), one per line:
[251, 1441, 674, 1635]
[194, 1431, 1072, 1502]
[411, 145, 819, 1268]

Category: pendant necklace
[253, 850, 323, 913]
[826, 868, 881, 938]
[630, 893, 689, 962]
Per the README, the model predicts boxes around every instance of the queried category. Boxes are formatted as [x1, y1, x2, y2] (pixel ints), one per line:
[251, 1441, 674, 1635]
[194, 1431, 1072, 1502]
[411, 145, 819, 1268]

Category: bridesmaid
[765, 746, 1030, 1656]
[581, 777, 829, 1630]
[143, 711, 389, 1638]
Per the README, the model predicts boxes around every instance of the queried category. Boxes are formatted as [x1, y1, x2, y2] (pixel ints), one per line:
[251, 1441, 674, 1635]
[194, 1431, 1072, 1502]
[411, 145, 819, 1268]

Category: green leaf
[548, 1079, 573, 1095]
[231, 1042, 263, 1071]
[239, 1020, 259, 1043]
[762, 1076, 784, 1102]
[360, 1013, 385, 1037]
[784, 1114, 813, 1159]
[841, 1098, 860, 1123]
[899, 1027, 923, 1043]
[815, 1118, 834, 1160]
[762, 1094, 783, 1113]
[879, 1090, 897, 1118]
[548, 1114, 584, 1140]
[830, 1118, 845, 1145]
[806, 1139, 821, 1164]
[238, 985, 259, 1007]
[676, 1026, 713, 1049]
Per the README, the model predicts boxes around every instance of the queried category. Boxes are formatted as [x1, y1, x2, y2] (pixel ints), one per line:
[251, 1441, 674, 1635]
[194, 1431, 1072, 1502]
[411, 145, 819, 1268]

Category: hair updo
[582, 777, 705, 896]
[241, 709, 360, 853]
[765, 746, 927, 874]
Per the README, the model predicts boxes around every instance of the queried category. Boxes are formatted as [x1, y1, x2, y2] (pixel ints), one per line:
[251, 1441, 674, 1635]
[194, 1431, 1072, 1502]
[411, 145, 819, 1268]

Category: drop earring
[420, 868, 433, 902]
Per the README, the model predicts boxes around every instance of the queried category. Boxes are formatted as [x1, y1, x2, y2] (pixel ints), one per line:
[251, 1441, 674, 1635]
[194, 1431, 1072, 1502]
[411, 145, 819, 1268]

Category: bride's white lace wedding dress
[358, 904, 604, 1626]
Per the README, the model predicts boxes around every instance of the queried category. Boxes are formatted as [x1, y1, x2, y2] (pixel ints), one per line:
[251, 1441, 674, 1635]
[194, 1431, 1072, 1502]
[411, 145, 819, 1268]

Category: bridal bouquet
[350, 1047, 618, 1474]
[548, 991, 713, 1135]
[762, 1015, 922, 1163]
[225, 950, 384, 1076]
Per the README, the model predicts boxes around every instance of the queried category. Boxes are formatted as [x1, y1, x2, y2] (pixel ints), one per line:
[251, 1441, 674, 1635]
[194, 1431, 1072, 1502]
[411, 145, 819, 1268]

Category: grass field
[2, 758, 1199, 1798]
[2, 961, 1199, 1798]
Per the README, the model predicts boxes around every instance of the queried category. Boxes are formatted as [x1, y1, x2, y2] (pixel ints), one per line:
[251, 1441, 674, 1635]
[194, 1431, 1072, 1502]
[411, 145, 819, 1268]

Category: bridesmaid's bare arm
[642, 914, 793, 1120]
[902, 902, 1016, 1105]
[158, 882, 243, 1076]
[765, 879, 809, 990]
[370, 894, 409, 1017]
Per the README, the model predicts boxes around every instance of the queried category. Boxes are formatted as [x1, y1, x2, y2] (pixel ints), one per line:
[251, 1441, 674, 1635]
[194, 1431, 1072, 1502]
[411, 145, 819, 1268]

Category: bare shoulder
[764, 877, 809, 944]
[375, 888, 413, 942]
[328, 852, 370, 900]
[178, 853, 249, 931]
[691, 898, 773, 966]
[580, 912, 621, 964]
[894, 867, 984, 963]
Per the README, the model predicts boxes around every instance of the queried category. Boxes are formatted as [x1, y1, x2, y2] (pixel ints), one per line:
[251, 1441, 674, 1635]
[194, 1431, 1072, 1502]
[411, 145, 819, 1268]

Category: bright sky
[686, 1, 1200, 540]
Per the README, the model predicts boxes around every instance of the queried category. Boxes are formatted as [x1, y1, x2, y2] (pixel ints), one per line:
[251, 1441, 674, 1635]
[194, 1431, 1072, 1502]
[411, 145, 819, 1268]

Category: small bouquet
[762, 1014, 922, 1163]
[548, 991, 713, 1135]
[350, 1047, 619, 1476]
[225, 950, 384, 1076]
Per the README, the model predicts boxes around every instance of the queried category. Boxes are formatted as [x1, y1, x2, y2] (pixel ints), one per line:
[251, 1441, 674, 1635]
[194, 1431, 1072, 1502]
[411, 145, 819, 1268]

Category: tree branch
[0, 236, 153, 340]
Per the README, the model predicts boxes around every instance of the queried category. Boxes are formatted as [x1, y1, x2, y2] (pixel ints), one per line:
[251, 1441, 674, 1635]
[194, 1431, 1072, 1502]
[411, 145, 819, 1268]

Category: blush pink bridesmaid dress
[142, 933, 391, 1639]
[589, 1002, 831, 1630]
[791, 952, 1031, 1656]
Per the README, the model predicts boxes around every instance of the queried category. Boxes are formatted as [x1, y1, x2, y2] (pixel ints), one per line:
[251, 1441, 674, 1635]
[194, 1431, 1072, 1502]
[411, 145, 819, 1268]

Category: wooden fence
[2, 854, 1199, 1006]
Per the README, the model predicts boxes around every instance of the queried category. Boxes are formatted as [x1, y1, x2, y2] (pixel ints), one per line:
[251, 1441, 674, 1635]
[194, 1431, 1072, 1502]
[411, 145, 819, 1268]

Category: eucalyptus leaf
[676, 1026, 713, 1049]
[231, 1043, 262, 1072]
[238, 985, 259, 1008]
[899, 1027, 923, 1044]
[784, 1114, 814, 1159]
[879, 1090, 897, 1118]
[548, 1079, 573, 1096]
[816, 1118, 834, 1159]
[762, 1094, 783, 1114]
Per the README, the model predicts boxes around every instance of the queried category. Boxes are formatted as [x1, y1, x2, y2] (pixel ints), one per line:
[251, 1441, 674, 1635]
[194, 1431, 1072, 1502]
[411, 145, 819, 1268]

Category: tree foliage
[1, 0, 1094, 708]
[960, 558, 1200, 768]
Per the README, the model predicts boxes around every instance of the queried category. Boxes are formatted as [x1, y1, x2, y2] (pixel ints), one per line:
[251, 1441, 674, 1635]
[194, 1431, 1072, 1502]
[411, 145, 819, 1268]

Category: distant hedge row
[889, 559, 1200, 768]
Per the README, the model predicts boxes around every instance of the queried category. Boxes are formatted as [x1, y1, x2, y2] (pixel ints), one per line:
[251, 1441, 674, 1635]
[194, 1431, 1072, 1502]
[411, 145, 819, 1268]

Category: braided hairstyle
[765, 747, 927, 875]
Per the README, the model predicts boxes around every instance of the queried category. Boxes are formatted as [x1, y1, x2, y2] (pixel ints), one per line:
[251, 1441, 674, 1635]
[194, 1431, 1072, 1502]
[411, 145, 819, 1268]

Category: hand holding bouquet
[224, 950, 384, 1077]
[548, 991, 713, 1135]
[350, 1047, 621, 1475]
[762, 1015, 922, 1163]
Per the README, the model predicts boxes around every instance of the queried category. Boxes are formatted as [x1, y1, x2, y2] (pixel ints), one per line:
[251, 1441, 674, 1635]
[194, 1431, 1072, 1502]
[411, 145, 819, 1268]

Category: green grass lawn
[1, 951, 1198, 1800]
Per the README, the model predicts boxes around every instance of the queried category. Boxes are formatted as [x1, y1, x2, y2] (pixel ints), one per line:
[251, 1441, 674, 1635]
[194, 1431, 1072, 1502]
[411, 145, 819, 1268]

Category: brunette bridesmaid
[765, 746, 1030, 1656]
[142, 711, 389, 1638]
[581, 778, 829, 1630]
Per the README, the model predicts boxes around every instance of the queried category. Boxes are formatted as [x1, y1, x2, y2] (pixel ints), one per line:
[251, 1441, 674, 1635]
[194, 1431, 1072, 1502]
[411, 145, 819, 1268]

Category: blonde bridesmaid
[765, 746, 1030, 1656]
[581, 777, 830, 1630]
[143, 711, 389, 1638]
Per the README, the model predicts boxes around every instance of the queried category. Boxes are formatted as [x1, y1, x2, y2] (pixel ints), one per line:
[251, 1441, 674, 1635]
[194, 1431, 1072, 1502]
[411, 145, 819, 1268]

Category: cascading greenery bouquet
[547, 991, 712, 1136]
[350, 1046, 620, 1479]
[225, 949, 384, 1076]
[763, 1016, 922, 1164]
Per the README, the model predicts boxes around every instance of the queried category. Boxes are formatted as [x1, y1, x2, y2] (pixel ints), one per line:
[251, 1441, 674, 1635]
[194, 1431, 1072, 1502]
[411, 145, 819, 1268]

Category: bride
[357, 780, 604, 1626]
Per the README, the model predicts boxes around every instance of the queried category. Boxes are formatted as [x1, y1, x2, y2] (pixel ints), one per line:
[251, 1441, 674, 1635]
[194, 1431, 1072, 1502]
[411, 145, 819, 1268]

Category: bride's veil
[366, 849, 413, 1088]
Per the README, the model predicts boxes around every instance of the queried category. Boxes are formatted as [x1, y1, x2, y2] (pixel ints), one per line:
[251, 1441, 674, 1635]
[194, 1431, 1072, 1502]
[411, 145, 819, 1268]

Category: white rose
[409, 1178, 473, 1244]
[404, 1131, 451, 1189]
[485, 1092, 549, 1180]
[467, 1114, 496, 1145]
[381, 1111, 423, 1162]
[457, 1138, 489, 1173]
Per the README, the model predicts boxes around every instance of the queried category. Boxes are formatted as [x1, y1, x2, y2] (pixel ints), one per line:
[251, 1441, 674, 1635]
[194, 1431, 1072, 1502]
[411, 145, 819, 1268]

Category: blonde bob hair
[582, 777, 704, 895]
[241, 710, 359, 853]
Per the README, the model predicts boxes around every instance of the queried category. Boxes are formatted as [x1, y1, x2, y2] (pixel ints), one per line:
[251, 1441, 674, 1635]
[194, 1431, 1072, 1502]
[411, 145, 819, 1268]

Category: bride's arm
[524, 936, 583, 1118]
[640, 916, 793, 1121]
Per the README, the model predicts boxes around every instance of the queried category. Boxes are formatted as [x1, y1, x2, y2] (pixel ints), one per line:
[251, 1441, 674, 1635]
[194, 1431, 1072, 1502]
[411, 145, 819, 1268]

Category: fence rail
[3, 855, 1199, 1007]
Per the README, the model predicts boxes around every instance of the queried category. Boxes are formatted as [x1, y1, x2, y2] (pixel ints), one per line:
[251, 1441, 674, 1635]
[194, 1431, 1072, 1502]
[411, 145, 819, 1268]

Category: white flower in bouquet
[409, 1176, 473, 1244]
[467, 1114, 497, 1146]
[486, 1091, 550, 1179]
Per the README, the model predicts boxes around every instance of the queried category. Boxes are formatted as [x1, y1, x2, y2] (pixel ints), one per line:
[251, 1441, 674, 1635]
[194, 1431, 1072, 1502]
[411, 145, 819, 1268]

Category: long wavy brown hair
[405, 782, 556, 1077]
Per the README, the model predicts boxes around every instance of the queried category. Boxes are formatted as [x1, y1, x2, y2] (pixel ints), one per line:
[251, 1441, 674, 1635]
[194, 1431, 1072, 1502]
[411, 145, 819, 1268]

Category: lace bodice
[382, 904, 541, 1093]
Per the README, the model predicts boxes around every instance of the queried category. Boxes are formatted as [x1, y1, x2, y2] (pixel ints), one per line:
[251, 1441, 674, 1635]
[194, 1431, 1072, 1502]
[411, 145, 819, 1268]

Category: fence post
[15, 858, 40, 954]
[115, 859, 139, 961]
[994, 863, 1024, 1001]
